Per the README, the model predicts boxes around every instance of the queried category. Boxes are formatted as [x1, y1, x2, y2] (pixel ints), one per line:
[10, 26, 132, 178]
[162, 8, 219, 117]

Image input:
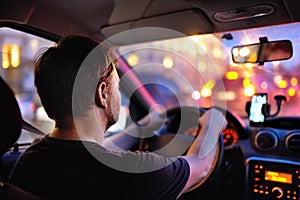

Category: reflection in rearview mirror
[231, 40, 293, 64]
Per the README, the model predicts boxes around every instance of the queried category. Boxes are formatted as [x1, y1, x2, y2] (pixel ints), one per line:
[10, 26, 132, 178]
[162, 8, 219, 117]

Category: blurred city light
[11, 45, 20, 67]
[226, 71, 239, 80]
[291, 77, 298, 86]
[288, 88, 296, 96]
[1, 44, 20, 68]
[278, 80, 287, 89]
[244, 84, 256, 97]
[192, 90, 201, 100]
[201, 80, 215, 97]
[239, 47, 250, 57]
[127, 53, 139, 67]
[162, 56, 174, 69]
[260, 81, 268, 90]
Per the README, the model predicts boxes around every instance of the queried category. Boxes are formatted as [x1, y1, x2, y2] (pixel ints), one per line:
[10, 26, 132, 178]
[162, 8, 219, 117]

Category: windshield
[118, 22, 300, 118]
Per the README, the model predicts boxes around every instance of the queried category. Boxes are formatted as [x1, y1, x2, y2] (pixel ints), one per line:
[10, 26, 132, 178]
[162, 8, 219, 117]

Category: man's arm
[178, 108, 227, 197]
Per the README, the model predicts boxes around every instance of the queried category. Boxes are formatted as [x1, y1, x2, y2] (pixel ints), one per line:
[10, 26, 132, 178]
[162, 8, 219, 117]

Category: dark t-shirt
[9, 135, 190, 200]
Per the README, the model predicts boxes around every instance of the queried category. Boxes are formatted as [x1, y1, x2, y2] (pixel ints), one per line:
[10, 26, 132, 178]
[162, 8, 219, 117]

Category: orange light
[1, 44, 20, 68]
[11, 45, 20, 67]
[265, 170, 292, 184]
[2, 45, 10, 69]
[291, 77, 298, 86]
[226, 71, 239, 80]
[278, 80, 288, 89]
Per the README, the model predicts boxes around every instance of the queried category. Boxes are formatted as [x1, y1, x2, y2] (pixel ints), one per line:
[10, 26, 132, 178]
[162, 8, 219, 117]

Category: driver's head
[34, 35, 119, 128]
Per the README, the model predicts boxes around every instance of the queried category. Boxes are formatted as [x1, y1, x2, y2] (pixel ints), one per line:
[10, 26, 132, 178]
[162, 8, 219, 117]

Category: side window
[0, 28, 55, 143]
[0, 28, 130, 140]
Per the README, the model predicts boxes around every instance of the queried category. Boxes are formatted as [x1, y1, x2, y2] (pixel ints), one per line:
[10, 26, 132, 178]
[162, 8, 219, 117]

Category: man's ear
[95, 82, 108, 108]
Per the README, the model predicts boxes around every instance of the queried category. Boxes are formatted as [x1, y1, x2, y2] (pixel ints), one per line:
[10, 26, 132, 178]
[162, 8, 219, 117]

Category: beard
[104, 99, 120, 131]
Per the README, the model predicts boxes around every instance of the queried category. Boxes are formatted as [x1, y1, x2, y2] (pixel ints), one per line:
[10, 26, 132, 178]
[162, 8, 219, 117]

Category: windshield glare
[119, 22, 300, 118]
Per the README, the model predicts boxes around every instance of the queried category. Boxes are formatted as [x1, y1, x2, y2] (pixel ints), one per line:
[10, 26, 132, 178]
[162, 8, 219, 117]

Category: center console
[246, 157, 300, 200]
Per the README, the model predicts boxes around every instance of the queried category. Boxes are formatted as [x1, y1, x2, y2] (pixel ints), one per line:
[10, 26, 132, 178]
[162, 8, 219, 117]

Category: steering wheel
[140, 106, 225, 191]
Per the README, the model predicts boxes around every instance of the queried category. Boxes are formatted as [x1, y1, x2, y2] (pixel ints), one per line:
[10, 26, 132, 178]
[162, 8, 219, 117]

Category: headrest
[0, 77, 22, 156]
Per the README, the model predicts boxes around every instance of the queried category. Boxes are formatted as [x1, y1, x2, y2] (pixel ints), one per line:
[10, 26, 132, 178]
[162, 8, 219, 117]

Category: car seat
[0, 77, 42, 199]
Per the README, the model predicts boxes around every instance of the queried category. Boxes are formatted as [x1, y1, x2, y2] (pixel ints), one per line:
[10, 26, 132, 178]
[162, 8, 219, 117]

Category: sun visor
[100, 9, 213, 46]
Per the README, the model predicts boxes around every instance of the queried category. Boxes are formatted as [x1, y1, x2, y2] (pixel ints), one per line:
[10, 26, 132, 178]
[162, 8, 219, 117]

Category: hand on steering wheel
[196, 108, 227, 158]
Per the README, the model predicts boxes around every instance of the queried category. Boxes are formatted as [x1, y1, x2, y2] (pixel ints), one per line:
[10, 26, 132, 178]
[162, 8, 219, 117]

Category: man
[9, 35, 226, 199]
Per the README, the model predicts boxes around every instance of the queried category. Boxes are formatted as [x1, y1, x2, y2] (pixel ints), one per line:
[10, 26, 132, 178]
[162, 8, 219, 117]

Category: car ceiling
[1, 0, 300, 44]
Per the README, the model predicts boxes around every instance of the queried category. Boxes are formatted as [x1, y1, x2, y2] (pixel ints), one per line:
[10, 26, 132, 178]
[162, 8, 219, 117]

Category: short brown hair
[34, 35, 117, 120]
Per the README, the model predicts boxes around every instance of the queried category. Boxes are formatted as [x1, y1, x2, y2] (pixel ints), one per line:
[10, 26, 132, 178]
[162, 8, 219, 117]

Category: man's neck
[49, 109, 106, 145]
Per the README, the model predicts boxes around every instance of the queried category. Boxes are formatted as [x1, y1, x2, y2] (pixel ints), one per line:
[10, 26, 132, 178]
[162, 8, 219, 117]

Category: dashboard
[238, 118, 300, 200]
[180, 110, 300, 199]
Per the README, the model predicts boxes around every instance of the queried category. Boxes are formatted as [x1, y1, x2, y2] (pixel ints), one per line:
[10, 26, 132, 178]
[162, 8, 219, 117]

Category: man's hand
[197, 108, 227, 158]
[180, 108, 227, 196]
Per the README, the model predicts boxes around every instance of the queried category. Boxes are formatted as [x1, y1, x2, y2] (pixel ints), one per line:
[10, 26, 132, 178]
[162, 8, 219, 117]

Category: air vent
[254, 130, 278, 151]
[285, 132, 300, 151]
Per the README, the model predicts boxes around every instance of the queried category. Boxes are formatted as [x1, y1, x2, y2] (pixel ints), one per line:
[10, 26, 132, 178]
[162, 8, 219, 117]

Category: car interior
[1, 0, 300, 199]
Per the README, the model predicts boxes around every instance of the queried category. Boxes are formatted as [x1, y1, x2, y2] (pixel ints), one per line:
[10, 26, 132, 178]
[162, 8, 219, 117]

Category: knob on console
[271, 187, 283, 198]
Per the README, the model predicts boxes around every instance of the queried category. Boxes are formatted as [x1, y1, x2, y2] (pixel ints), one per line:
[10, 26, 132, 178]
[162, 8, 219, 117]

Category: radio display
[265, 170, 292, 184]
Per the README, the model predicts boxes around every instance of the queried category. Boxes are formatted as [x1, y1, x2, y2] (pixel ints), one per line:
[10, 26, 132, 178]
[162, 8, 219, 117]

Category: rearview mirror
[231, 40, 293, 64]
